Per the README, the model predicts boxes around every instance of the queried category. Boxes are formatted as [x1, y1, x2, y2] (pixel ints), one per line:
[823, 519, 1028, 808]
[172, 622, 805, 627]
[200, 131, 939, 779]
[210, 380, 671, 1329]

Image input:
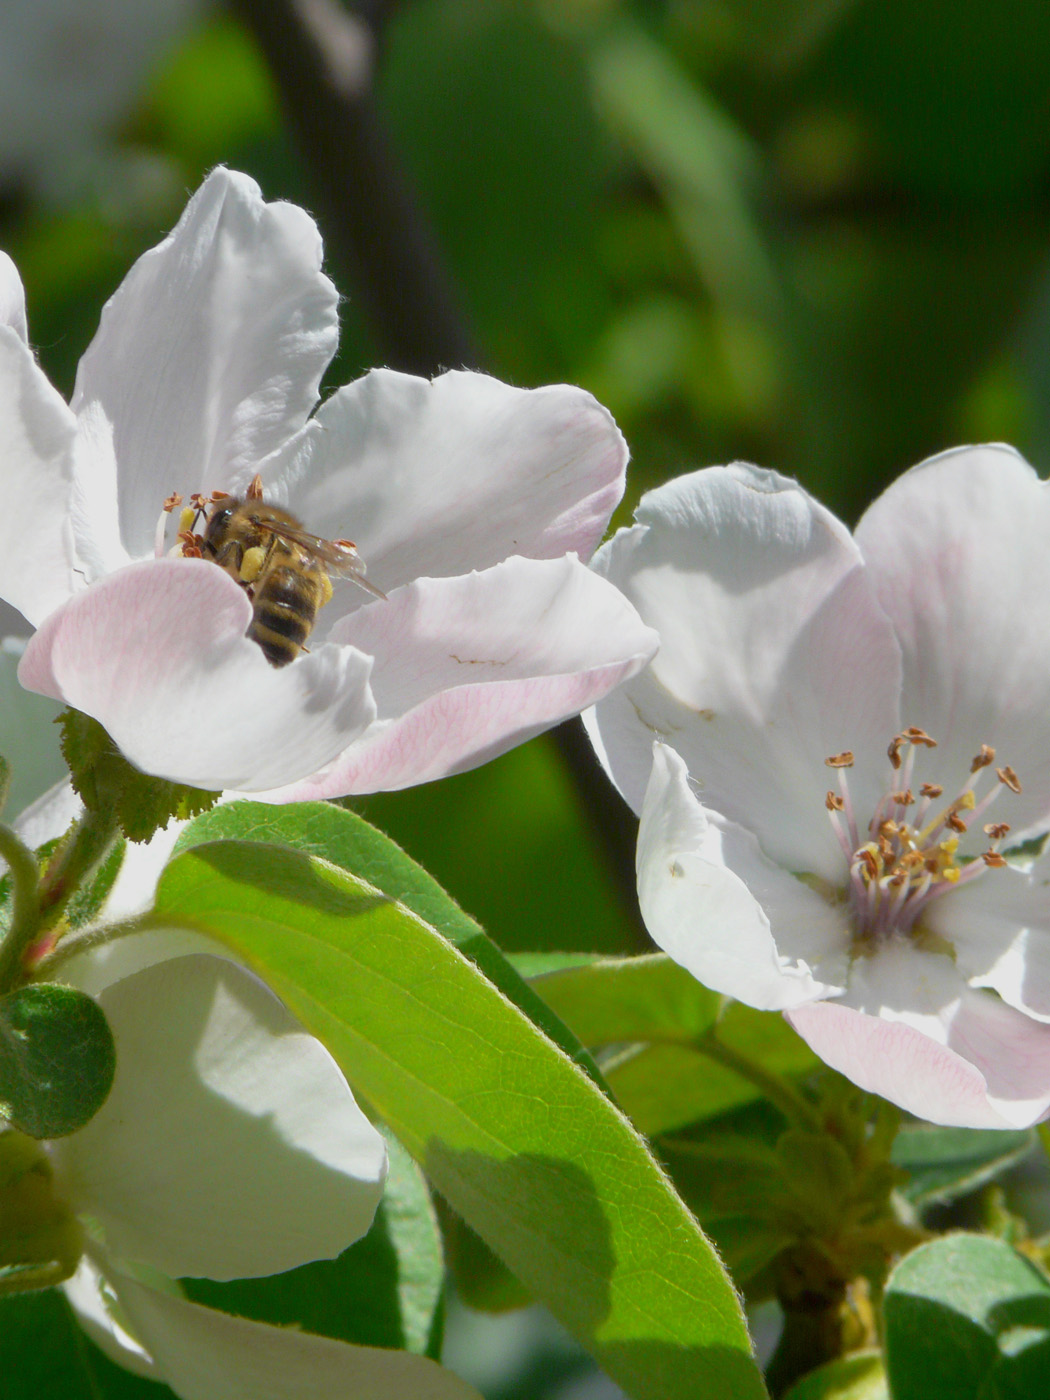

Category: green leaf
[884, 1233, 1050, 1400]
[153, 840, 767, 1400]
[782, 1351, 887, 1400]
[0, 983, 115, 1138]
[174, 800, 605, 1088]
[530, 953, 721, 1044]
[892, 1125, 1035, 1208]
[186, 1128, 444, 1355]
[604, 1013, 818, 1137]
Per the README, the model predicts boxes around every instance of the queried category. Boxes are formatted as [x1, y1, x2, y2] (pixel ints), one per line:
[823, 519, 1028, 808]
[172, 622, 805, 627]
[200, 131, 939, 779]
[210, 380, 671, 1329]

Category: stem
[694, 1026, 823, 1131]
[0, 824, 42, 991]
[35, 807, 121, 938]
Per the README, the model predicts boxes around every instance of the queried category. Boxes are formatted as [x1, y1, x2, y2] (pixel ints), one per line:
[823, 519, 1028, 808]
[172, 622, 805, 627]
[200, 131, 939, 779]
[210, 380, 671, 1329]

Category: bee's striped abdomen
[248, 562, 321, 667]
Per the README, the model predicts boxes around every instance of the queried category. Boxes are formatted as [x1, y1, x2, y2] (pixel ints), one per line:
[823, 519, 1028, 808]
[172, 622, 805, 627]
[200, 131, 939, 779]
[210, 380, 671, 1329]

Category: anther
[163, 492, 183, 513]
[826, 752, 855, 768]
[891, 789, 915, 807]
[982, 851, 1007, 868]
[826, 792, 845, 812]
[920, 783, 943, 798]
[903, 727, 937, 747]
[997, 766, 1022, 794]
[887, 736, 904, 770]
[246, 474, 264, 500]
[984, 822, 1011, 840]
[971, 745, 996, 772]
[946, 813, 968, 833]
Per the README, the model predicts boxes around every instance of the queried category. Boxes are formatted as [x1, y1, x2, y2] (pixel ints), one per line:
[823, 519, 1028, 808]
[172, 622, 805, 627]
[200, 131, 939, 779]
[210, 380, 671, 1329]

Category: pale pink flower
[586, 449, 1050, 1128]
[0, 168, 655, 796]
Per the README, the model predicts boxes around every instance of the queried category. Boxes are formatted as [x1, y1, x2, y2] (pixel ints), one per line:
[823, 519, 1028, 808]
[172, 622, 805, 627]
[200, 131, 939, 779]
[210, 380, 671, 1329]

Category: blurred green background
[5, 1, 1050, 1392]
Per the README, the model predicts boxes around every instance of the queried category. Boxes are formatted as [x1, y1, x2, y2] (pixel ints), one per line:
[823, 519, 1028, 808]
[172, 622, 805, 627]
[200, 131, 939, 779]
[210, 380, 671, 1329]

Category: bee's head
[203, 498, 239, 544]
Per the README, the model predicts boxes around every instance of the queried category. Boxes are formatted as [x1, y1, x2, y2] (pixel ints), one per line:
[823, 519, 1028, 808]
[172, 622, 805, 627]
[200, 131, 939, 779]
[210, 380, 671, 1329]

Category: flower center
[823, 726, 1020, 944]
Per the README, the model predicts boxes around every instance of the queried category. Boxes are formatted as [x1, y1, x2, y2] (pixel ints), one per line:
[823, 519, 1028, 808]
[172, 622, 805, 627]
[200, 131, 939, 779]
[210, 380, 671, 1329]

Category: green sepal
[59, 710, 217, 843]
[0, 1129, 83, 1293]
[0, 983, 115, 1138]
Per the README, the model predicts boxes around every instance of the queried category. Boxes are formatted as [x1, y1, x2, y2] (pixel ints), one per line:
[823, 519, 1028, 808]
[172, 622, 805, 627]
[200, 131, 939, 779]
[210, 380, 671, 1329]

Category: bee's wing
[263, 521, 388, 600]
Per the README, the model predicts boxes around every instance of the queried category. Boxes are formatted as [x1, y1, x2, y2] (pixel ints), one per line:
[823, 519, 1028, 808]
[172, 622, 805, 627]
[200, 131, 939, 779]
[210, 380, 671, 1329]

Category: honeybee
[182, 475, 385, 667]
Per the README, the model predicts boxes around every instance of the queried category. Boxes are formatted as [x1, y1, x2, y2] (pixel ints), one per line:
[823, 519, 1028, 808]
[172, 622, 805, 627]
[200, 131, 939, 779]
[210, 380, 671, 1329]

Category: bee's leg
[238, 545, 268, 584]
[209, 538, 251, 586]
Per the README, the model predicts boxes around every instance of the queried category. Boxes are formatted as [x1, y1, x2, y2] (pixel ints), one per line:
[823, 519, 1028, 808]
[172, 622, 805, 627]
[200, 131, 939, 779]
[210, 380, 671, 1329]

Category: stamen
[971, 745, 995, 772]
[162, 492, 183, 513]
[824, 725, 1019, 944]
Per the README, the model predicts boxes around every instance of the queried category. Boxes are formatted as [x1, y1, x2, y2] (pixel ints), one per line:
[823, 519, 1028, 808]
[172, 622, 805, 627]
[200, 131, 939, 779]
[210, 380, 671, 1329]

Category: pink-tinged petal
[855, 444, 1050, 840]
[106, 1271, 483, 1400]
[272, 369, 627, 594]
[788, 941, 1050, 1128]
[0, 326, 80, 625]
[18, 559, 377, 791]
[71, 168, 339, 560]
[264, 555, 658, 799]
[0, 251, 27, 341]
[63, 1258, 156, 1379]
[51, 954, 387, 1281]
[586, 465, 902, 882]
[926, 857, 1050, 1022]
[637, 743, 850, 1010]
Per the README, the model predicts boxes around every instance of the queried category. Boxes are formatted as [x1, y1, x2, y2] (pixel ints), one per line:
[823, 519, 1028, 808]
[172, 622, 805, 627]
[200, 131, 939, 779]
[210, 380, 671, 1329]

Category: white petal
[586, 465, 902, 881]
[51, 953, 387, 1280]
[0, 252, 27, 341]
[637, 743, 850, 1009]
[265, 555, 658, 797]
[788, 941, 1050, 1128]
[855, 444, 1050, 841]
[19, 559, 378, 791]
[271, 369, 627, 594]
[12, 776, 80, 848]
[71, 168, 339, 560]
[108, 1271, 483, 1400]
[0, 637, 66, 817]
[926, 856, 1050, 1021]
[63, 1256, 157, 1378]
[0, 326, 80, 625]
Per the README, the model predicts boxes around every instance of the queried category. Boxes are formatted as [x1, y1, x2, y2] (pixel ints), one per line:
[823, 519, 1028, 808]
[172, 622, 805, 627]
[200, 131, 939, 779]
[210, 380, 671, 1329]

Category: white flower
[585, 448, 1050, 1129]
[46, 948, 477, 1398]
[0, 167, 656, 796]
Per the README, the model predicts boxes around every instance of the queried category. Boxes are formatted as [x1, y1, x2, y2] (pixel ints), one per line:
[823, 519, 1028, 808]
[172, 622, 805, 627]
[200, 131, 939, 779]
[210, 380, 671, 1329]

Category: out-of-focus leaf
[604, 1018, 818, 1137]
[186, 1129, 444, 1355]
[782, 1350, 887, 1400]
[530, 953, 721, 1045]
[884, 1233, 1050, 1400]
[892, 1125, 1035, 1208]
[153, 841, 768, 1400]
[588, 18, 781, 324]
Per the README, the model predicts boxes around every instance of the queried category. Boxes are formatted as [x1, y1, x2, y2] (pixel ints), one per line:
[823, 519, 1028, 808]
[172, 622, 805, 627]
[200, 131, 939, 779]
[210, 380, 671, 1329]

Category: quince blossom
[585, 448, 1050, 1129]
[0, 167, 656, 796]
